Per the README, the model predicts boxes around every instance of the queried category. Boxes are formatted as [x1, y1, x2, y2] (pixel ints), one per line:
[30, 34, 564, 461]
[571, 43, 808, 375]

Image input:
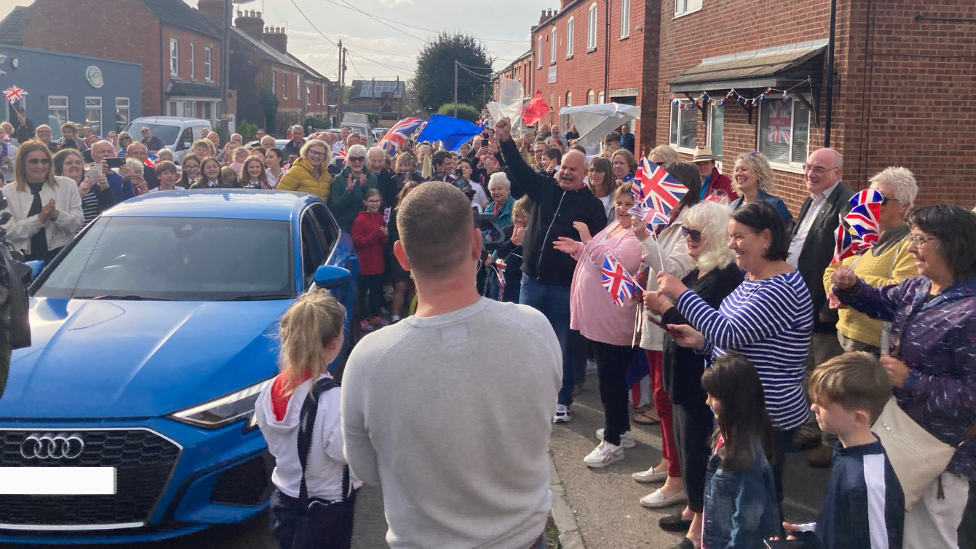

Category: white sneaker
[632, 465, 668, 483]
[553, 404, 572, 424]
[595, 428, 636, 448]
[583, 441, 624, 468]
[586, 359, 598, 372]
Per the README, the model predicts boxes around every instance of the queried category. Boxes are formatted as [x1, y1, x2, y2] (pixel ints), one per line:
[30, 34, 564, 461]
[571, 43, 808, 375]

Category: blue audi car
[0, 190, 359, 543]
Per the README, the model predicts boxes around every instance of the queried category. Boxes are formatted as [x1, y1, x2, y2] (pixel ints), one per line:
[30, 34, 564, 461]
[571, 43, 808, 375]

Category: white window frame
[272, 70, 276, 96]
[620, 0, 631, 38]
[115, 97, 130, 133]
[675, 0, 703, 18]
[48, 96, 69, 135]
[757, 98, 810, 172]
[85, 96, 102, 136]
[169, 38, 179, 77]
[598, 91, 605, 104]
[566, 18, 574, 58]
[707, 103, 724, 169]
[587, 3, 598, 51]
[550, 28, 557, 65]
[537, 37, 543, 68]
[183, 100, 195, 118]
[566, 91, 572, 106]
[297, 76, 302, 101]
[587, 89, 595, 104]
[669, 99, 698, 152]
[189, 43, 195, 80]
[204, 47, 212, 81]
[282, 72, 287, 99]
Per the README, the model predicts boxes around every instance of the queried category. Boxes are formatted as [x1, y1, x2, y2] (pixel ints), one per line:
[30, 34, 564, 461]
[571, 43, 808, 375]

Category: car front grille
[0, 428, 181, 529]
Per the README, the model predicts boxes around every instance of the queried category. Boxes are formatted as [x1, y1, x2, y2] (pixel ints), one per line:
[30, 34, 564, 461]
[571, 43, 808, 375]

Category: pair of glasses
[307, 151, 327, 158]
[348, 157, 365, 162]
[681, 226, 702, 242]
[27, 158, 52, 165]
[908, 234, 937, 248]
[879, 196, 899, 206]
[801, 164, 839, 175]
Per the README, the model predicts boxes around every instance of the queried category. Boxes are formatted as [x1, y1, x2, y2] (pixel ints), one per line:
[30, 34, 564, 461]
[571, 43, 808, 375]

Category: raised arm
[495, 117, 552, 202]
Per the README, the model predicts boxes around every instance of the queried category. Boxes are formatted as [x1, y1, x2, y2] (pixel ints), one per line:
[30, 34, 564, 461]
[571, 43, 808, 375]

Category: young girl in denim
[700, 353, 780, 548]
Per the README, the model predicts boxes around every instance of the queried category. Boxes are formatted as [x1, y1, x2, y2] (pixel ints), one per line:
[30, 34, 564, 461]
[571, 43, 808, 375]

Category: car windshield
[34, 217, 294, 301]
[122, 123, 181, 145]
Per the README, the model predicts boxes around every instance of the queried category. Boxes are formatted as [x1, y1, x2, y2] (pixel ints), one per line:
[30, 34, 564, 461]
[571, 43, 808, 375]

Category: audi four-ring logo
[20, 433, 85, 460]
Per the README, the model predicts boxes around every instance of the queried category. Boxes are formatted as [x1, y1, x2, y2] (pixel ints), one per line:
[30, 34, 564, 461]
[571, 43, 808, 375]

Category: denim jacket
[702, 445, 780, 548]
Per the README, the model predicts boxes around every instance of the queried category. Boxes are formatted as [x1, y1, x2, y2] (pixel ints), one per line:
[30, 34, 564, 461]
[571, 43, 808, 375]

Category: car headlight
[170, 378, 274, 431]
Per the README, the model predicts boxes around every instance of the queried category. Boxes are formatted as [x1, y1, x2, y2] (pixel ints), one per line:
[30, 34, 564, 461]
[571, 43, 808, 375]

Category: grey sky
[0, 0, 543, 83]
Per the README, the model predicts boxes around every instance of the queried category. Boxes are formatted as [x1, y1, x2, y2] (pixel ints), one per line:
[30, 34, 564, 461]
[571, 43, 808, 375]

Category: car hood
[0, 298, 292, 419]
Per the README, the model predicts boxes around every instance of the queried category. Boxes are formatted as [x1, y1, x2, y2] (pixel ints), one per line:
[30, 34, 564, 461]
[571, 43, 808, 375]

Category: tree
[260, 87, 279, 134]
[437, 103, 480, 123]
[414, 32, 493, 114]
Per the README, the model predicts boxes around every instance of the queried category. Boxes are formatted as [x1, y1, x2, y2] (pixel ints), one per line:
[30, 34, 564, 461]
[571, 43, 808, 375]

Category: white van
[122, 117, 212, 165]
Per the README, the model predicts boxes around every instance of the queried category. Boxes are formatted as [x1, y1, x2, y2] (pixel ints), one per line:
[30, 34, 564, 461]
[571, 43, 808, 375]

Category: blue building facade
[0, 44, 140, 139]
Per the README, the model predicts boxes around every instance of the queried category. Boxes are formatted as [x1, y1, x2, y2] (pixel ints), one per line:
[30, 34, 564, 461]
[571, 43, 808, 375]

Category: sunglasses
[348, 156, 365, 162]
[27, 158, 52, 165]
[681, 226, 702, 242]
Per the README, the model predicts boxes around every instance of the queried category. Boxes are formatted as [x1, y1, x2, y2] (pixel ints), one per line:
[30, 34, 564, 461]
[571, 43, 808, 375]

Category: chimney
[560, 0, 572, 9]
[539, 9, 547, 24]
[263, 26, 288, 54]
[197, 0, 223, 20]
[234, 9, 264, 40]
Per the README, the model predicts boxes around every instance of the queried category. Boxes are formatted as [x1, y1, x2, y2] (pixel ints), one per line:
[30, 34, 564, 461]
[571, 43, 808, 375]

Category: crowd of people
[3, 110, 976, 549]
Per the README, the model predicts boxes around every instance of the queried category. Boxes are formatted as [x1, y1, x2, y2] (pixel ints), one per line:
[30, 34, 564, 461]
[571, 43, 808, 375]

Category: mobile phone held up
[105, 157, 126, 169]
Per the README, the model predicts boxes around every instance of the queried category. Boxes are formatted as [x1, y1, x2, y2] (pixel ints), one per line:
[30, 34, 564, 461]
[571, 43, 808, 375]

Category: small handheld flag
[383, 207, 391, 225]
[845, 189, 884, 245]
[833, 216, 871, 264]
[3, 86, 26, 104]
[144, 153, 158, 169]
[333, 149, 347, 165]
[601, 254, 638, 307]
[495, 258, 507, 293]
[636, 161, 686, 218]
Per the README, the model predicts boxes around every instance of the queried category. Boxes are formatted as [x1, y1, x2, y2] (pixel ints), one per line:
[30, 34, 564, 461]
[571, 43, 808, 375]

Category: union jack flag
[3, 86, 26, 104]
[495, 257, 507, 292]
[379, 117, 424, 156]
[767, 101, 792, 144]
[601, 254, 637, 307]
[383, 207, 391, 225]
[635, 162, 686, 218]
[844, 189, 884, 244]
[332, 149, 347, 165]
[627, 199, 670, 228]
[833, 216, 871, 264]
[144, 153, 158, 169]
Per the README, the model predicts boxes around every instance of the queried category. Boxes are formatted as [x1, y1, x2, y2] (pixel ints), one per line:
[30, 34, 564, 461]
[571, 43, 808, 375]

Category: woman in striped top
[657, 200, 813, 510]
[53, 148, 115, 226]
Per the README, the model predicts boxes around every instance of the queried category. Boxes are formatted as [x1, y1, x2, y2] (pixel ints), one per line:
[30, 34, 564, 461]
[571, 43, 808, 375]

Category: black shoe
[658, 510, 692, 532]
[669, 538, 695, 549]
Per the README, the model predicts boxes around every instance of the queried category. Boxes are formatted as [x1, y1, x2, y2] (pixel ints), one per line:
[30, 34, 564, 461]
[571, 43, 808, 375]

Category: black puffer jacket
[500, 138, 606, 286]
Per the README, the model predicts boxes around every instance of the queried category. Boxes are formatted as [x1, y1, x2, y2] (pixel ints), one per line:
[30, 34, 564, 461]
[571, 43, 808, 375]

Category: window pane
[49, 97, 68, 108]
[758, 99, 791, 164]
[679, 106, 697, 149]
[169, 102, 177, 117]
[709, 105, 724, 160]
[670, 104, 678, 145]
[86, 107, 101, 136]
[116, 98, 129, 133]
[791, 101, 810, 164]
[567, 20, 573, 56]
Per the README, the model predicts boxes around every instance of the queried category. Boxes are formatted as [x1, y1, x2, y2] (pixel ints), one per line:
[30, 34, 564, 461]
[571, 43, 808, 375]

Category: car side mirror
[24, 260, 43, 281]
[313, 265, 350, 290]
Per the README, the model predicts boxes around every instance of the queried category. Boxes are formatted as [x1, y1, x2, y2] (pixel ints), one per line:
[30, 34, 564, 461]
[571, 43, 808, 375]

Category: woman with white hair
[484, 172, 515, 228]
[330, 143, 377, 233]
[642, 200, 744, 547]
[811, 166, 920, 467]
[729, 152, 793, 231]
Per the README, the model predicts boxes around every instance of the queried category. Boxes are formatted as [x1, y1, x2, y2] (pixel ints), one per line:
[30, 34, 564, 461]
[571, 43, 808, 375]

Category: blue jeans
[520, 274, 573, 406]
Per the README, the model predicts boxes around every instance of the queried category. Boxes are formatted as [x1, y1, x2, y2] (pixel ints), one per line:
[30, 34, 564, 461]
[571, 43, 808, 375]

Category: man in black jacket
[495, 117, 607, 423]
[786, 147, 855, 457]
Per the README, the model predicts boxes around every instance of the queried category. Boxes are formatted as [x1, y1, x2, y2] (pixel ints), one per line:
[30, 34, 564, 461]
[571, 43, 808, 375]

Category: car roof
[103, 189, 320, 221]
[129, 117, 211, 126]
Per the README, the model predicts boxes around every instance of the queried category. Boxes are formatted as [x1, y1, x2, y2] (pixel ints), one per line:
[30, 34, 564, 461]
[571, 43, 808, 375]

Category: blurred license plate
[0, 467, 116, 495]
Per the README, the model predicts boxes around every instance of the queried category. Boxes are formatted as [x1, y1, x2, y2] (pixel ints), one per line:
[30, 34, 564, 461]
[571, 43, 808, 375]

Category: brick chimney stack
[235, 9, 264, 40]
[263, 26, 288, 54]
[539, 10, 547, 24]
[197, 0, 223, 21]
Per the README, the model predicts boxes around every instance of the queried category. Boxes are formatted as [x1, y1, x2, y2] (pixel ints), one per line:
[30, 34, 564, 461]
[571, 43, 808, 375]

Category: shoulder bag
[290, 377, 355, 549]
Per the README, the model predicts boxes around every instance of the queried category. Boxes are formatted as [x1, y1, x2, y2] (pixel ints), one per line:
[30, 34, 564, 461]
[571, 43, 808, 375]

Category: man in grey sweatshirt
[342, 182, 562, 548]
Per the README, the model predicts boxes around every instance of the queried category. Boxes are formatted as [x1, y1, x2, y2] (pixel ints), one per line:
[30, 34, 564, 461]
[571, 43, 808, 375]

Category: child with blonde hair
[255, 289, 359, 549]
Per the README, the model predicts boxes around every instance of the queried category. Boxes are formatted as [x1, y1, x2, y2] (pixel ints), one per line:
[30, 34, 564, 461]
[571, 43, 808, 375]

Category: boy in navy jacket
[784, 352, 904, 549]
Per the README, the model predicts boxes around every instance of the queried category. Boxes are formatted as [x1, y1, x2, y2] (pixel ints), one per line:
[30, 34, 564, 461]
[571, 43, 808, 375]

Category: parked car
[122, 117, 212, 165]
[0, 190, 359, 544]
[243, 138, 290, 151]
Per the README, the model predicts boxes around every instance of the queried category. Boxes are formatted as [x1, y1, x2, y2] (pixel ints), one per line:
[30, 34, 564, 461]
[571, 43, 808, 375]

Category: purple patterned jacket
[837, 275, 976, 477]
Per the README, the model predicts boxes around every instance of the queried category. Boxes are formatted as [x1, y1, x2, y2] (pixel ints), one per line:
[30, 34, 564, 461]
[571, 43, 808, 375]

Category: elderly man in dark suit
[786, 147, 855, 460]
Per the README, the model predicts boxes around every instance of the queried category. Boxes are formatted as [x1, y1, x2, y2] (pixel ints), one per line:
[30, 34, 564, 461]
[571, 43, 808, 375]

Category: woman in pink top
[554, 183, 641, 468]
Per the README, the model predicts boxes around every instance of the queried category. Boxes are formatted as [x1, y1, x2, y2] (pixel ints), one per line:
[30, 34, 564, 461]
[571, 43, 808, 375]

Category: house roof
[349, 80, 403, 99]
[0, 6, 27, 46]
[137, 0, 222, 40]
[670, 40, 827, 92]
[287, 53, 328, 81]
[166, 79, 221, 98]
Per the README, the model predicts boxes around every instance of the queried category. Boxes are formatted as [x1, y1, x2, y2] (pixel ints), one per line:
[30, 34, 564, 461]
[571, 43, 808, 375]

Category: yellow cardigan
[823, 233, 917, 347]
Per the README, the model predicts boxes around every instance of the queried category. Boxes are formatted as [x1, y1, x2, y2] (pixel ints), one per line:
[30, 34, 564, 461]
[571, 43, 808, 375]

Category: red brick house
[527, 0, 660, 150]
[21, 0, 227, 126]
[494, 50, 533, 102]
[659, 0, 976, 210]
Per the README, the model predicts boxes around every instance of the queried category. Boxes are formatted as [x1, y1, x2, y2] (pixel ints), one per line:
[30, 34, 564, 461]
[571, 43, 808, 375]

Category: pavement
[546, 371, 831, 549]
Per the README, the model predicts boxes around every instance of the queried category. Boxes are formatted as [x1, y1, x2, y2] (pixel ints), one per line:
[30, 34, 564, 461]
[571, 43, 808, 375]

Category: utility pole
[220, 0, 231, 140]
[395, 75, 400, 120]
[454, 60, 458, 117]
[371, 76, 376, 123]
[336, 40, 344, 126]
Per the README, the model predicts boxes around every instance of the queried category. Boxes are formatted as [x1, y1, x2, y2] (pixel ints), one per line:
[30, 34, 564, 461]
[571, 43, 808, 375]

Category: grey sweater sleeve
[341, 350, 381, 485]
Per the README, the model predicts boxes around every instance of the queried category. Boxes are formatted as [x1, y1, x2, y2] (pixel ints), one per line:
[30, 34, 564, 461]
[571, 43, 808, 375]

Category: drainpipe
[159, 21, 165, 115]
[604, 0, 610, 100]
[824, 0, 837, 147]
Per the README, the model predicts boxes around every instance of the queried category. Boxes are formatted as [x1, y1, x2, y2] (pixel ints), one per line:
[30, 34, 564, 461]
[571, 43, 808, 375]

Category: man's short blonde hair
[398, 181, 474, 278]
